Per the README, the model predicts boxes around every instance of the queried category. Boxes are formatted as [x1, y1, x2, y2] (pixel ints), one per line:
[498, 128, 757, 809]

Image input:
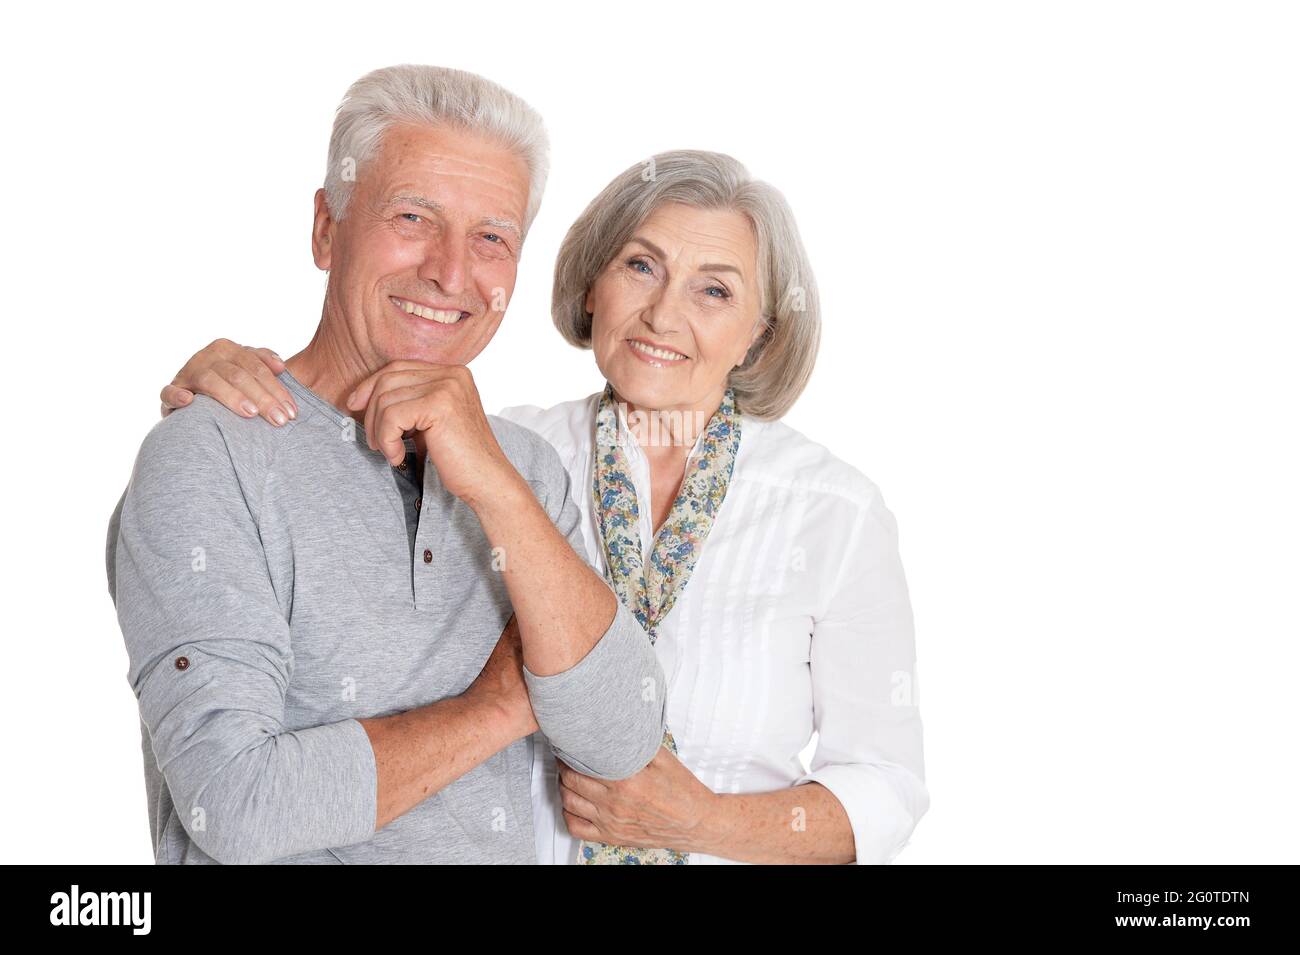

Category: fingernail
[240, 400, 259, 416]
[271, 407, 287, 426]
[285, 403, 297, 419]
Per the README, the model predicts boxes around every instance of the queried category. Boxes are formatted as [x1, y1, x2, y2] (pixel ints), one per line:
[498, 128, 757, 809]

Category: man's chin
[373, 310, 498, 367]
[382, 338, 482, 368]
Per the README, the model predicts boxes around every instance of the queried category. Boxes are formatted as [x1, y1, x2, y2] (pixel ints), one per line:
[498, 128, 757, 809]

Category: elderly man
[105, 65, 667, 864]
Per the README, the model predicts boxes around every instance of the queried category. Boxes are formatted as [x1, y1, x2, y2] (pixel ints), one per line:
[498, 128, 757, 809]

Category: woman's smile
[626, 337, 690, 367]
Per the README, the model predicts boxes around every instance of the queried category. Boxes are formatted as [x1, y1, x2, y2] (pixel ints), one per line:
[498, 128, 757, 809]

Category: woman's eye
[627, 257, 653, 275]
[705, 286, 730, 299]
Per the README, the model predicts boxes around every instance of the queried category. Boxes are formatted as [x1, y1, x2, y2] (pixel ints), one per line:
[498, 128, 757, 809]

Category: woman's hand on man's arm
[557, 749, 858, 864]
[160, 338, 297, 426]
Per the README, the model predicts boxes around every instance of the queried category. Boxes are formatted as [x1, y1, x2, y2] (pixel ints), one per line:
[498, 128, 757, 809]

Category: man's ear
[311, 188, 334, 271]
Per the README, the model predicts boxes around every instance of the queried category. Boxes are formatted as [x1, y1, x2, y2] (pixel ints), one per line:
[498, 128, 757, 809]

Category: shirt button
[396, 461, 408, 472]
[174, 656, 190, 671]
[423, 549, 433, 564]
[415, 498, 422, 510]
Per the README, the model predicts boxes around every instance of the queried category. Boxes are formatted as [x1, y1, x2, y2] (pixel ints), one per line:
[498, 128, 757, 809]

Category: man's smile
[389, 295, 468, 325]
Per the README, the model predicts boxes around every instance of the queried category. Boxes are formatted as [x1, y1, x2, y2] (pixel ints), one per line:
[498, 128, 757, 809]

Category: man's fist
[346, 360, 515, 507]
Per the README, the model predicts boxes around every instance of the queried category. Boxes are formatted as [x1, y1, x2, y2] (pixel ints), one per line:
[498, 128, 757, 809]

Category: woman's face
[587, 202, 765, 418]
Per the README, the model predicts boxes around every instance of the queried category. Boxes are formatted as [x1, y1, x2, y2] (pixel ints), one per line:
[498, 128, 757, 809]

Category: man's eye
[400, 213, 422, 223]
[483, 233, 500, 243]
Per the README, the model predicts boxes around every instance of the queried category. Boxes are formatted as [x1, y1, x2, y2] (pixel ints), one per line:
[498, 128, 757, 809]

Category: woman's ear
[737, 315, 770, 367]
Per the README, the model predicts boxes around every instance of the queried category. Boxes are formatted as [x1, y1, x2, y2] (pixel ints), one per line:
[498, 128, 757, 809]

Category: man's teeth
[630, 340, 687, 361]
[395, 298, 462, 324]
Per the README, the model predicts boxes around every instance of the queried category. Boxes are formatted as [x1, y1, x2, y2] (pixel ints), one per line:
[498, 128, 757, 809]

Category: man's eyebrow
[478, 216, 523, 241]
[629, 236, 744, 278]
[386, 194, 444, 212]
[386, 195, 522, 241]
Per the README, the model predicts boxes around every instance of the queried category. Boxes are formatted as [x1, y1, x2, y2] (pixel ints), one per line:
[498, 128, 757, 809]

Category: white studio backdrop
[1, 0, 1296, 863]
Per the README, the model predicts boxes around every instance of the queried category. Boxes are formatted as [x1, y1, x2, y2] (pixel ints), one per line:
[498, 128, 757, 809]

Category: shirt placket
[390, 437, 429, 608]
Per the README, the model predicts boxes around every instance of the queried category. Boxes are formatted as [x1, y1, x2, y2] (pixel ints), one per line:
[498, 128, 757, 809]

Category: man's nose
[417, 231, 469, 298]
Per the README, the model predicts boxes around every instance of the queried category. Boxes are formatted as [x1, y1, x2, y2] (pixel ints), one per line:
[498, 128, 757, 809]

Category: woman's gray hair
[552, 150, 820, 420]
[324, 64, 550, 237]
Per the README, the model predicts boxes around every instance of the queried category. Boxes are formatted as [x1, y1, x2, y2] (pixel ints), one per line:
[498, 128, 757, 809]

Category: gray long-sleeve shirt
[105, 369, 666, 864]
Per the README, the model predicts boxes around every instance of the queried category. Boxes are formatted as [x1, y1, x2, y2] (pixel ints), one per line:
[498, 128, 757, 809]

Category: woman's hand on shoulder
[160, 338, 297, 426]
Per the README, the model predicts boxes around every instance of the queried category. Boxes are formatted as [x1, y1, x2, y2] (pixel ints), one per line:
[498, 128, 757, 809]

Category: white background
[1, 0, 1296, 863]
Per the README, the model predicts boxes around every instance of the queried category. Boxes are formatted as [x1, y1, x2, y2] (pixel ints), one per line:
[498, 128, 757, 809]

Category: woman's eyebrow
[700, 262, 742, 276]
[628, 236, 742, 278]
[628, 236, 667, 258]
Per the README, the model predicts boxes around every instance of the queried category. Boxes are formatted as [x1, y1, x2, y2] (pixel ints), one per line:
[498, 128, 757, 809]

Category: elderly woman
[157, 150, 929, 865]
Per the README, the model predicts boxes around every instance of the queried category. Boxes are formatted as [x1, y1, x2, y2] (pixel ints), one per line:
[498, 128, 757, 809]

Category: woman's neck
[610, 386, 727, 535]
[613, 386, 725, 468]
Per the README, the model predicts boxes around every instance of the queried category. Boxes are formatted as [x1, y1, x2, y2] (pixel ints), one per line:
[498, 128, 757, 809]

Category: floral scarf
[578, 381, 741, 865]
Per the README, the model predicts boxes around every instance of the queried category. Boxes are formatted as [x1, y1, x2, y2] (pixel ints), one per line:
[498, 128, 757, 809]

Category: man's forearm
[359, 693, 524, 830]
[468, 474, 618, 677]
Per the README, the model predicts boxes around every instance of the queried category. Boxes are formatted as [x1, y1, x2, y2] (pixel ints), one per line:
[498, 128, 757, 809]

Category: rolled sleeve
[795, 488, 930, 864]
[523, 596, 665, 780]
[522, 449, 667, 781]
[110, 412, 378, 864]
[131, 642, 378, 865]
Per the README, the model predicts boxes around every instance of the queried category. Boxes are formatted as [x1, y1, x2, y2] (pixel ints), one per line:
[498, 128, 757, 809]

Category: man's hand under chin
[344, 360, 523, 508]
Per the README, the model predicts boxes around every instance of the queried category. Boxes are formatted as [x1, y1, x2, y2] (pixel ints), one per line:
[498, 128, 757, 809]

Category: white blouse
[497, 392, 929, 865]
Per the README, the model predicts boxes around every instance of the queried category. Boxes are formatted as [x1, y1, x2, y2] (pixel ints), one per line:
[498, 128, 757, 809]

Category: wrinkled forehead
[632, 203, 760, 274]
[359, 122, 530, 227]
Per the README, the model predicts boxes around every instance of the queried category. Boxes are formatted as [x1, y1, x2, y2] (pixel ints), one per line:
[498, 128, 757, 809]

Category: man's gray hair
[552, 150, 821, 420]
[324, 64, 550, 237]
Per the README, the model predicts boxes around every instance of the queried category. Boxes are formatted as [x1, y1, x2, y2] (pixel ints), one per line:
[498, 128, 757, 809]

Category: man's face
[312, 122, 530, 370]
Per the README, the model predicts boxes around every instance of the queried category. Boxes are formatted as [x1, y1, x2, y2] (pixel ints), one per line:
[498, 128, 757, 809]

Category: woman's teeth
[393, 297, 463, 324]
[629, 340, 687, 361]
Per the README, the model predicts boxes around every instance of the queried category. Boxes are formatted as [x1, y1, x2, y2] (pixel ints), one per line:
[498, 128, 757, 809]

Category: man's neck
[287, 319, 430, 473]
[284, 316, 375, 426]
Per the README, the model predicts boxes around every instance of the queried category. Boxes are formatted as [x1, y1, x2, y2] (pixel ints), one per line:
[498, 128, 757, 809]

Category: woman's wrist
[684, 790, 739, 856]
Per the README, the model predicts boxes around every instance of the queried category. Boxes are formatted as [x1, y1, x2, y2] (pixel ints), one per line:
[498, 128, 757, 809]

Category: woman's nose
[642, 288, 688, 335]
